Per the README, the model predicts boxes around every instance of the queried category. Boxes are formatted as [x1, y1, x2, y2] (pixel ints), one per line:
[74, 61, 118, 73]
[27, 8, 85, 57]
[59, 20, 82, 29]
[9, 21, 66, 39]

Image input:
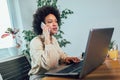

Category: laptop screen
[80, 27, 114, 78]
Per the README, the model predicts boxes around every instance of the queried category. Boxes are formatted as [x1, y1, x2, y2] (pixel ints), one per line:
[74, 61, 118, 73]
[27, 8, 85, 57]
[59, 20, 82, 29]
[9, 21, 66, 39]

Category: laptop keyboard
[57, 61, 84, 73]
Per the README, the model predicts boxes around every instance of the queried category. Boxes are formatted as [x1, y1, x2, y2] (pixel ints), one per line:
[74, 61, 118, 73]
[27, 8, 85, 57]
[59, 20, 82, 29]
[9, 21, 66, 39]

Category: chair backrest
[0, 55, 31, 80]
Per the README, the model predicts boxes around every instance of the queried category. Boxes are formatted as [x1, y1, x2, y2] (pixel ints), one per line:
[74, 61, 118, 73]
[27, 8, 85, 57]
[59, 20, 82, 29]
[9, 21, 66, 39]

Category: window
[0, 0, 15, 49]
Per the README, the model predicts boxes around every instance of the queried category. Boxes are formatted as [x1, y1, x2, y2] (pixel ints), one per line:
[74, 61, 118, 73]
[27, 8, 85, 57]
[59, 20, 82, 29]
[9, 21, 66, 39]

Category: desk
[42, 58, 120, 80]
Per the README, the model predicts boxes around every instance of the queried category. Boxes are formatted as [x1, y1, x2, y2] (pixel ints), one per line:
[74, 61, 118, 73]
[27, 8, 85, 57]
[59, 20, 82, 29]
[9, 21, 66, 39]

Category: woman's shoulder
[31, 36, 39, 42]
[30, 35, 45, 49]
[30, 35, 42, 45]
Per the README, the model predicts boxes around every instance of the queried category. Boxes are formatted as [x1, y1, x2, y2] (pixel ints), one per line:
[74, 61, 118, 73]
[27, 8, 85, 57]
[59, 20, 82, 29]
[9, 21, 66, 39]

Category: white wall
[18, 0, 120, 56]
[56, 0, 120, 56]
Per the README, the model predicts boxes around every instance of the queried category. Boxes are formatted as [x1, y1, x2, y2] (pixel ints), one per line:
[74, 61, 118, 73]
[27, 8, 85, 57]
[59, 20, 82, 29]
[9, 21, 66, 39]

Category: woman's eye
[48, 22, 52, 23]
[47, 21, 52, 23]
[47, 20, 58, 24]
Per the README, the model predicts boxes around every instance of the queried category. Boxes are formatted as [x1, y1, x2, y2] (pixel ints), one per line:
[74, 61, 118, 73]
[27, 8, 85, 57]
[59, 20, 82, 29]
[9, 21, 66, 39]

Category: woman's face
[44, 14, 58, 35]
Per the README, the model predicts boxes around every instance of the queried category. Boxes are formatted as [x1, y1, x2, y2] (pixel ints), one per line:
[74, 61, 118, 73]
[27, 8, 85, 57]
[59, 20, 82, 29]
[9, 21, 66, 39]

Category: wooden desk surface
[42, 58, 120, 80]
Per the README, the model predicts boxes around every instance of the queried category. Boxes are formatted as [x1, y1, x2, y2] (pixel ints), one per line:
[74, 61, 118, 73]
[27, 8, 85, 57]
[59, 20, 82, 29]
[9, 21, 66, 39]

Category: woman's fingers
[65, 57, 80, 64]
[72, 57, 80, 63]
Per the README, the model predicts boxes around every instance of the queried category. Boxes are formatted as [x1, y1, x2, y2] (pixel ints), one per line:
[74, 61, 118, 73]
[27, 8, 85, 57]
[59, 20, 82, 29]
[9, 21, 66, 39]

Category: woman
[28, 6, 80, 80]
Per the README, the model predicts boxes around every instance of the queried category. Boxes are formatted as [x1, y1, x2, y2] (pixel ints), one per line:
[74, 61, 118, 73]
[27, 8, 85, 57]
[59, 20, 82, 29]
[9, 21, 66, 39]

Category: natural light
[0, 0, 15, 49]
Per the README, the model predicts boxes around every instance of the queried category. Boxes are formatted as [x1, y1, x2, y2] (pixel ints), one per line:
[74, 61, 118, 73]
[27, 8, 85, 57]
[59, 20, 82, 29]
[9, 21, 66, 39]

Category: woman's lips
[53, 28, 58, 31]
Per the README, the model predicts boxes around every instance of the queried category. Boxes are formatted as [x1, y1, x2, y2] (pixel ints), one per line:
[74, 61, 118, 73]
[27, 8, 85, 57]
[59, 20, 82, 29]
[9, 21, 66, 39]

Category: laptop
[45, 27, 114, 79]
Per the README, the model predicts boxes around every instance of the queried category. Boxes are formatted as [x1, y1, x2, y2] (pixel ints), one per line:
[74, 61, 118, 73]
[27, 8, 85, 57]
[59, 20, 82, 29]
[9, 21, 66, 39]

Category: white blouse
[28, 35, 68, 75]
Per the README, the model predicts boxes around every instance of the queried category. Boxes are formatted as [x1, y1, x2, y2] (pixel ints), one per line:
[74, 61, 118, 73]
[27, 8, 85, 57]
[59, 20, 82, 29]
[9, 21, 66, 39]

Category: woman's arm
[52, 36, 80, 64]
[30, 37, 59, 71]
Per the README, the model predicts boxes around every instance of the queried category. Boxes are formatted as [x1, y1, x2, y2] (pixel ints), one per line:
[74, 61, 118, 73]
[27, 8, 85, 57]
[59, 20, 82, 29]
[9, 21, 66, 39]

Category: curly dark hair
[32, 6, 61, 35]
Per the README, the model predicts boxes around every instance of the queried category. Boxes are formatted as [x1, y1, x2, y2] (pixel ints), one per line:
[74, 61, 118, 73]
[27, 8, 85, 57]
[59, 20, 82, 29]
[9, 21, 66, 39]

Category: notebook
[45, 27, 114, 79]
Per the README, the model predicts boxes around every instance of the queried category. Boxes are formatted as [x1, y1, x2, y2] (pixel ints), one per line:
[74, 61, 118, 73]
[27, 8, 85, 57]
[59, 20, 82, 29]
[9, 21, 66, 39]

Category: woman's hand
[42, 24, 51, 44]
[64, 57, 80, 64]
